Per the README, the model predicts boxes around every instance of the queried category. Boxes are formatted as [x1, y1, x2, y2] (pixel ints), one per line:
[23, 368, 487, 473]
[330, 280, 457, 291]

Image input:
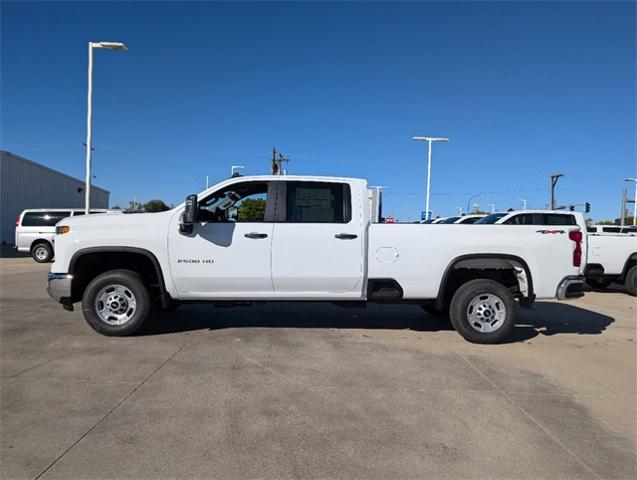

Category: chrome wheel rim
[34, 246, 48, 260]
[95, 284, 137, 325]
[466, 293, 506, 333]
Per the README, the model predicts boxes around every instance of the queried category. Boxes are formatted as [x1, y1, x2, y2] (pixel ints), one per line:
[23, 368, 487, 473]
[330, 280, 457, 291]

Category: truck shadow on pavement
[143, 301, 614, 343]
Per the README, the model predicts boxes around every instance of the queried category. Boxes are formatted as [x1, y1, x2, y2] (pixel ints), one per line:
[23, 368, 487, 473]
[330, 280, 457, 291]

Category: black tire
[586, 277, 613, 290]
[31, 242, 53, 263]
[420, 302, 449, 317]
[449, 279, 516, 344]
[82, 269, 151, 336]
[625, 266, 637, 297]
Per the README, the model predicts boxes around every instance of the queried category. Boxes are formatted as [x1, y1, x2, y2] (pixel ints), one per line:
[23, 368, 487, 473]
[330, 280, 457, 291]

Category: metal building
[0, 151, 110, 244]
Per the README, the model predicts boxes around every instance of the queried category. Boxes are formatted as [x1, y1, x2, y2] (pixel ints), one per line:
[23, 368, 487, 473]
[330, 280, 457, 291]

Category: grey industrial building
[0, 151, 110, 244]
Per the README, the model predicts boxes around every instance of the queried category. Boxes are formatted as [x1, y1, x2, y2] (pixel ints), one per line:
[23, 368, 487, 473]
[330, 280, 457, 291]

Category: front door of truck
[168, 180, 275, 297]
[270, 180, 364, 297]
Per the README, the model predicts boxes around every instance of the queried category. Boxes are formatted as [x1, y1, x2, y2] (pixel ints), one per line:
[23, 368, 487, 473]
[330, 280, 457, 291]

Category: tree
[143, 199, 170, 212]
[111, 204, 122, 210]
[597, 219, 617, 225]
[237, 198, 266, 221]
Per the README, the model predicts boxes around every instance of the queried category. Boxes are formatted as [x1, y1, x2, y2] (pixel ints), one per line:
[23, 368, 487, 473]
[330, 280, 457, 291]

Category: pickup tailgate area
[367, 224, 583, 300]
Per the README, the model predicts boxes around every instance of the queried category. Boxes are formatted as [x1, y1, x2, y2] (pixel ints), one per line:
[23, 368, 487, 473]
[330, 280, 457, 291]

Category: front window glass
[198, 182, 268, 222]
[441, 216, 460, 224]
[503, 214, 534, 225]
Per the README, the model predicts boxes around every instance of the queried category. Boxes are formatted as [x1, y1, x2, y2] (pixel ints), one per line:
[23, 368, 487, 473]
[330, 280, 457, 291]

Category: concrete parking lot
[1, 257, 635, 479]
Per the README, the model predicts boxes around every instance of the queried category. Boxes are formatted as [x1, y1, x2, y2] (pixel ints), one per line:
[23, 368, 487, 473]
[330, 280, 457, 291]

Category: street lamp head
[93, 42, 128, 51]
[412, 136, 449, 142]
[625, 177, 637, 182]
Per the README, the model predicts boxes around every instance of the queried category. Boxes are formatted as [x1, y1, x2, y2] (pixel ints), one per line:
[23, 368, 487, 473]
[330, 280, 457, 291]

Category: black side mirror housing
[179, 194, 198, 234]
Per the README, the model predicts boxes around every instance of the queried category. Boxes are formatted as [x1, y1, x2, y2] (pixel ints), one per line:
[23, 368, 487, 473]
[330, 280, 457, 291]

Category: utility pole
[488, 203, 496, 213]
[271, 148, 289, 175]
[550, 173, 564, 210]
[518, 198, 527, 210]
[626, 178, 637, 226]
[620, 188, 627, 226]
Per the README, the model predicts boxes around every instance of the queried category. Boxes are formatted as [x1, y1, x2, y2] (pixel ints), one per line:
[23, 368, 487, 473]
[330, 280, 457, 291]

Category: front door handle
[335, 233, 358, 240]
[244, 232, 268, 239]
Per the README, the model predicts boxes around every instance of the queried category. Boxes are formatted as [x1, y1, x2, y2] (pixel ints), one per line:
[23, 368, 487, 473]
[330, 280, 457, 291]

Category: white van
[15, 209, 116, 262]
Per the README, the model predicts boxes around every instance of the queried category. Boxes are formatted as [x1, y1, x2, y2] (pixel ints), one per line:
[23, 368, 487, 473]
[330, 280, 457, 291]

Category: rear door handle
[335, 233, 358, 240]
[244, 232, 268, 239]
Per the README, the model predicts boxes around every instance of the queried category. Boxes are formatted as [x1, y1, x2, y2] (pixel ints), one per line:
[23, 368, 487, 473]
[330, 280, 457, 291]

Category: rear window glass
[21, 211, 71, 227]
[284, 182, 351, 223]
[602, 227, 621, 233]
[543, 214, 576, 226]
[587, 227, 597, 233]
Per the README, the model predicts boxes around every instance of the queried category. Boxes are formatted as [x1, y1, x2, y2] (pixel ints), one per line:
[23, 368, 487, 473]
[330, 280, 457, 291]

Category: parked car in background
[454, 214, 486, 224]
[419, 217, 446, 224]
[587, 225, 637, 234]
[474, 212, 508, 224]
[585, 230, 636, 295]
[16, 209, 117, 262]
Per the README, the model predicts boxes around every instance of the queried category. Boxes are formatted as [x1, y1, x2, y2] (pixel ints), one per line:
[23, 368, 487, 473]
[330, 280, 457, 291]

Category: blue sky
[2, 1, 635, 220]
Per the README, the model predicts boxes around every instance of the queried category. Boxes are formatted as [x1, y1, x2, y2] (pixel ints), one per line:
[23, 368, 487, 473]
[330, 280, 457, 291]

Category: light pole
[412, 136, 449, 220]
[626, 177, 637, 226]
[488, 203, 496, 213]
[467, 193, 483, 214]
[231, 165, 245, 177]
[518, 198, 527, 210]
[456, 207, 463, 216]
[550, 173, 564, 210]
[85, 41, 127, 213]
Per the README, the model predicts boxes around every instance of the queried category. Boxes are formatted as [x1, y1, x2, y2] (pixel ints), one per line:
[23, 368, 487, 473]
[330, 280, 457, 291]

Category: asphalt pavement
[1, 258, 635, 479]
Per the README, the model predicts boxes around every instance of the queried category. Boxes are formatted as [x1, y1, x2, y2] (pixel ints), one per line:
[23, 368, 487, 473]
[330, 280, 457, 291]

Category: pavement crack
[33, 333, 195, 480]
[454, 350, 602, 480]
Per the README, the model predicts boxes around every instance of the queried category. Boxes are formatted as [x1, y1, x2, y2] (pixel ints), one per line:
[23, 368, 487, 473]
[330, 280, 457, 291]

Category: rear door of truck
[270, 180, 365, 297]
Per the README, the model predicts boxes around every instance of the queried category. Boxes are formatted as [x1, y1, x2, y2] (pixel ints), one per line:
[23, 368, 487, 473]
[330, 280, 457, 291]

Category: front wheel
[449, 279, 516, 344]
[82, 269, 151, 336]
[32, 242, 53, 263]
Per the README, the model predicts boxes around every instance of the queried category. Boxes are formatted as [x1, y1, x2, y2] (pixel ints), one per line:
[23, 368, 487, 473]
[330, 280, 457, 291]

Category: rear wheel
[449, 279, 516, 344]
[625, 266, 637, 297]
[82, 269, 151, 336]
[586, 277, 613, 290]
[31, 242, 53, 263]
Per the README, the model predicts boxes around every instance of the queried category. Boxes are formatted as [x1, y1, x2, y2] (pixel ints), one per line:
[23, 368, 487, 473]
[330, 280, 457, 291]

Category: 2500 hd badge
[177, 259, 215, 264]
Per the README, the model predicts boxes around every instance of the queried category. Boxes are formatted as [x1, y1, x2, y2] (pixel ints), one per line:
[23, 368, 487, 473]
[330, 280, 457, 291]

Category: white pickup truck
[48, 175, 587, 344]
[584, 229, 637, 295]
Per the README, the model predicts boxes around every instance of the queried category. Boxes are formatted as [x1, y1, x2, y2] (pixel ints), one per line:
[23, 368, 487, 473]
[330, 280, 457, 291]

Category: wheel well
[622, 253, 637, 279]
[31, 239, 52, 251]
[69, 250, 168, 305]
[436, 256, 532, 309]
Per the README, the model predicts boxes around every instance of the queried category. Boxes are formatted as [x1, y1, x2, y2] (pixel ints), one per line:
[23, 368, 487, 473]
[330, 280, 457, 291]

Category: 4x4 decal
[536, 229, 566, 234]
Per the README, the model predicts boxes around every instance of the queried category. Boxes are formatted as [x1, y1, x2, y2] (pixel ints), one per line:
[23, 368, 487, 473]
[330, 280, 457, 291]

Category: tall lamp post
[626, 177, 637, 226]
[85, 41, 127, 213]
[518, 198, 527, 210]
[412, 136, 449, 220]
[467, 193, 483, 214]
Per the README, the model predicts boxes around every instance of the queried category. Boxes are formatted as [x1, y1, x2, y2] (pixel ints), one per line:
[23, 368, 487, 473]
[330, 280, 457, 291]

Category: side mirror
[179, 194, 198, 234]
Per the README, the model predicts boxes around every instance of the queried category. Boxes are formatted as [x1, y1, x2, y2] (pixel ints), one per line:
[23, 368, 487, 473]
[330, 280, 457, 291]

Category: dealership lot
[1, 258, 635, 479]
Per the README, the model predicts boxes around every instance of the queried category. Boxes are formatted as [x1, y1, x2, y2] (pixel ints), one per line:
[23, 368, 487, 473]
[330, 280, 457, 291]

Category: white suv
[15, 209, 115, 262]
